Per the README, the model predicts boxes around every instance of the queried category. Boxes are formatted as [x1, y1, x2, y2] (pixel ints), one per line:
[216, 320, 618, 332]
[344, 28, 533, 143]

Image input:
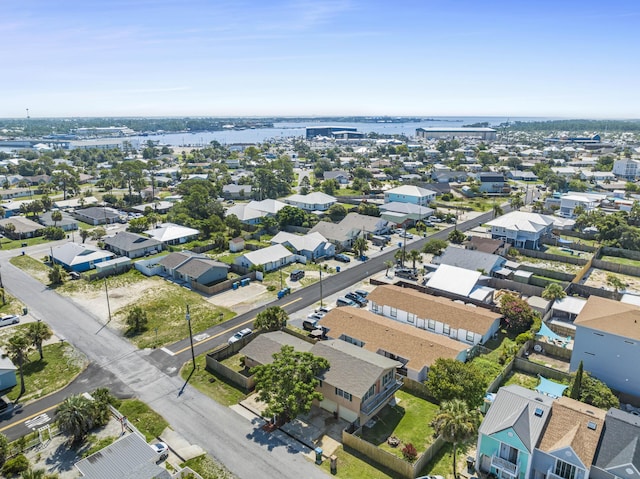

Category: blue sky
[2, 0, 639, 118]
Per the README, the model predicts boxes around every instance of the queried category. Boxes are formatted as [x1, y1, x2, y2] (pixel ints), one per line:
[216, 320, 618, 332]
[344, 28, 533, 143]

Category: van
[336, 297, 356, 307]
[290, 269, 305, 281]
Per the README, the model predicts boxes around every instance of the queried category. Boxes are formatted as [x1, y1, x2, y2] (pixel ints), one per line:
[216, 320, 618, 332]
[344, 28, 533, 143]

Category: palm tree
[254, 306, 288, 331]
[56, 394, 94, 443]
[431, 399, 481, 479]
[3, 332, 32, 399]
[408, 249, 422, 270]
[394, 249, 406, 268]
[509, 193, 524, 210]
[492, 202, 503, 218]
[384, 260, 394, 277]
[26, 321, 53, 361]
[542, 283, 566, 301]
[352, 235, 368, 259]
[79, 229, 90, 243]
[21, 468, 46, 479]
[51, 210, 63, 228]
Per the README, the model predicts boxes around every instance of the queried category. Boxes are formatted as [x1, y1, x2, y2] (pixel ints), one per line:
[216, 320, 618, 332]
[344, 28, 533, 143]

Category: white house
[558, 192, 606, 218]
[284, 192, 337, 212]
[384, 185, 436, 206]
[485, 211, 555, 249]
[612, 158, 640, 180]
[368, 285, 501, 345]
[143, 223, 199, 245]
[270, 231, 335, 260]
[227, 199, 287, 225]
[234, 244, 298, 272]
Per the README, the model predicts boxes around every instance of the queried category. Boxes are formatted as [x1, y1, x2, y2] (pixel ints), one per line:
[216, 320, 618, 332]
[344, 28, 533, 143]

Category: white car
[151, 442, 168, 455]
[228, 328, 252, 344]
[0, 315, 19, 328]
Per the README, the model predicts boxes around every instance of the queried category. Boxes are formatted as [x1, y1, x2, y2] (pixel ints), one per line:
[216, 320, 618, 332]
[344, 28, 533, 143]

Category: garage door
[319, 398, 337, 414]
[339, 407, 358, 423]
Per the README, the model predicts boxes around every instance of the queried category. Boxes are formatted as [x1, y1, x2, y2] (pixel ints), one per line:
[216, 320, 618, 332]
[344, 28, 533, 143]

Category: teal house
[476, 385, 554, 479]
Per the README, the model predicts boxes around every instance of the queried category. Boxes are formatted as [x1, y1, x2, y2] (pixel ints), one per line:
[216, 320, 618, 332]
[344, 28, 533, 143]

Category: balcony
[491, 455, 519, 478]
[360, 376, 403, 416]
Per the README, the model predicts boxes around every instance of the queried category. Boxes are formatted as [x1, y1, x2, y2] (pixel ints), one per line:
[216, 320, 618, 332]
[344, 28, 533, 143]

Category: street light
[319, 265, 323, 307]
[186, 305, 196, 370]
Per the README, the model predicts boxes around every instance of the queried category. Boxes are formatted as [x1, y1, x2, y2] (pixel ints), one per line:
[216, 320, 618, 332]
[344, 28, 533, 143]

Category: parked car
[354, 289, 369, 298]
[308, 311, 325, 320]
[69, 271, 81, 280]
[395, 268, 418, 280]
[401, 232, 414, 239]
[345, 292, 367, 306]
[428, 215, 442, 223]
[151, 442, 168, 455]
[334, 254, 351, 263]
[290, 269, 305, 281]
[228, 328, 252, 344]
[316, 306, 333, 314]
[303, 319, 319, 331]
[0, 315, 19, 328]
[416, 476, 445, 479]
[336, 297, 356, 307]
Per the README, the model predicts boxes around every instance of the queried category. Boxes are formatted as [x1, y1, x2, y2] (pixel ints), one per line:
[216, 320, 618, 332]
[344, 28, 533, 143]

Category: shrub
[402, 442, 418, 462]
[516, 331, 534, 345]
[2, 454, 29, 475]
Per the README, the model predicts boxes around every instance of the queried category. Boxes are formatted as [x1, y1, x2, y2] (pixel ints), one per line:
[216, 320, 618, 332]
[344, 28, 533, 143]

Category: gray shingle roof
[479, 385, 553, 452]
[593, 408, 640, 474]
[175, 257, 229, 278]
[241, 331, 313, 365]
[434, 245, 505, 273]
[103, 232, 162, 251]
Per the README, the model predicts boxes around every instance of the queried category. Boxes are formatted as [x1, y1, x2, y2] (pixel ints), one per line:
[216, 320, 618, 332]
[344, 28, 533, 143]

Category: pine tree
[570, 361, 584, 399]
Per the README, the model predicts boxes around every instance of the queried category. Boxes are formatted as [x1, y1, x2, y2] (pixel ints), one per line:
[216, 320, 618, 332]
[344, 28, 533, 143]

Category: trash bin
[232, 282, 239, 290]
[466, 456, 475, 474]
[314, 447, 323, 465]
[330, 454, 337, 474]
[336, 266, 340, 273]
[22, 307, 28, 315]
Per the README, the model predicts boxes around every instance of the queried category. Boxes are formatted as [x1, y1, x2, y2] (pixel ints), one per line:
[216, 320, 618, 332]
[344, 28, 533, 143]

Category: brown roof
[466, 236, 504, 254]
[537, 396, 606, 468]
[574, 296, 640, 341]
[367, 285, 500, 335]
[318, 307, 467, 373]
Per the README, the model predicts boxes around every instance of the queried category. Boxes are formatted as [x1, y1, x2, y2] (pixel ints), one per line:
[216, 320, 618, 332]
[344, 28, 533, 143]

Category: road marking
[282, 298, 302, 307]
[0, 403, 60, 433]
[171, 316, 256, 355]
[25, 413, 51, 429]
[160, 347, 175, 356]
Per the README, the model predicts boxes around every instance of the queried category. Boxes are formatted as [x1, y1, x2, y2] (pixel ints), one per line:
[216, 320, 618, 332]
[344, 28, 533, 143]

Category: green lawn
[6, 340, 87, 402]
[118, 399, 169, 442]
[180, 354, 247, 406]
[501, 370, 540, 390]
[10, 254, 51, 283]
[601, 255, 640, 267]
[57, 268, 147, 294]
[180, 454, 237, 479]
[0, 235, 51, 250]
[417, 441, 476, 478]
[321, 445, 400, 479]
[359, 390, 439, 457]
[544, 245, 591, 259]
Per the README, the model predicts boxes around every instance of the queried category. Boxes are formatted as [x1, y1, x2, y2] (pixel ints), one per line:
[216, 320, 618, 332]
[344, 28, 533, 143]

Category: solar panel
[534, 407, 544, 417]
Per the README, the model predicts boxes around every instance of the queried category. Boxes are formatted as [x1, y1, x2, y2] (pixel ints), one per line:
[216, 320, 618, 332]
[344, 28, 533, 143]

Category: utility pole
[319, 265, 323, 307]
[105, 277, 112, 323]
[186, 305, 196, 370]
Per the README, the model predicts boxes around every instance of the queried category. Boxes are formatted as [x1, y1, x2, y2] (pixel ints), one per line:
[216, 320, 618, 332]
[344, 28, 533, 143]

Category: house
[507, 170, 539, 182]
[433, 245, 507, 276]
[39, 210, 79, 231]
[384, 185, 436, 206]
[340, 212, 390, 236]
[0, 353, 17, 395]
[229, 236, 245, 252]
[485, 211, 556, 249]
[240, 331, 403, 425]
[234, 244, 297, 272]
[284, 192, 337, 212]
[143, 223, 199, 245]
[158, 251, 229, 286]
[102, 232, 163, 258]
[426, 264, 495, 303]
[131, 201, 174, 214]
[55, 196, 100, 210]
[476, 385, 554, 479]
[75, 433, 173, 479]
[558, 192, 606, 218]
[309, 221, 361, 250]
[477, 172, 507, 194]
[531, 397, 606, 479]
[0, 187, 32, 200]
[0, 216, 45, 239]
[368, 284, 501, 345]
[612, 158, 640, 180]
[322, 170, 350, 184]
[226, 199, 287, 225]
[466, 236, 506, 255]
[72, 206, 121, 225]
[222, 184, 253, 199]
[379, 202, 434, 227]
[570, 296, 640, 397]
[270, 231, 335, 260]
[318, 307, 469, 383]
[51, 243, 115, 272]
[590, 408, 640, 479]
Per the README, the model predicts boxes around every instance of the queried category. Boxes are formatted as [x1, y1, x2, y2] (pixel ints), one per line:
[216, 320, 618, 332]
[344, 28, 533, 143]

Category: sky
[2, 0, 639, 118]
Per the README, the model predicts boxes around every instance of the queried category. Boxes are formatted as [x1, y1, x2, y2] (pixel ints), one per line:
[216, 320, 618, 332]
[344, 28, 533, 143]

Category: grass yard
[501, 370, 540, 390]
[180, 354, 247, 406]
[359, 390, 439, 458]
[601, 255, 640, 268]
[544, 245, 591, 259]
[10, 254, 51, 283]
[57, 268, 147, 294]
[320, 445, 400, 479]
[118, 399, 169, 442]
[0, 235, 51, 250]
[417, 441, 476, 478]
[6, 340, 87, 402]
[180, 454, 237, 479]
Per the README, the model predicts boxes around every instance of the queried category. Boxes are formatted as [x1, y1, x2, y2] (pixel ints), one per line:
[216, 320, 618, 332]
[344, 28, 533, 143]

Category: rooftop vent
[534, 407, 544, 417]
[587, 421, 597, 430]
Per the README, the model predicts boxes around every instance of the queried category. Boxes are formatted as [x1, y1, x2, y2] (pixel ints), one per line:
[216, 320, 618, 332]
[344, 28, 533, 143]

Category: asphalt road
[0, 206, 501, 476]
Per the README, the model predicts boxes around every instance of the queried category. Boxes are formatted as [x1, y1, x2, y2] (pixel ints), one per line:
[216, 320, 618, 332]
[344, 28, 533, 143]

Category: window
[371, 302, 379, 313]
[407, 313, 415, 323]
[466, 331, 474, 342]
[499, 443, 518, 464]
[340, 334, 364, 348]
[335, 388, 352, 402]
[555, 460, 577, 479]
[443, 324, 450, 335]
[428, 319, 436, 330]
[362, 385, 376, 402]
[390, 307, 397, 318]
[382, 370, 394, 386]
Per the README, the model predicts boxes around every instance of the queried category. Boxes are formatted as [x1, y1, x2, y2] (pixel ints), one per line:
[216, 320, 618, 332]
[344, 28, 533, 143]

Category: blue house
[477, 385, 554, 479]
[384, 185, 436, 206]
[51, 242, 115, 272]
